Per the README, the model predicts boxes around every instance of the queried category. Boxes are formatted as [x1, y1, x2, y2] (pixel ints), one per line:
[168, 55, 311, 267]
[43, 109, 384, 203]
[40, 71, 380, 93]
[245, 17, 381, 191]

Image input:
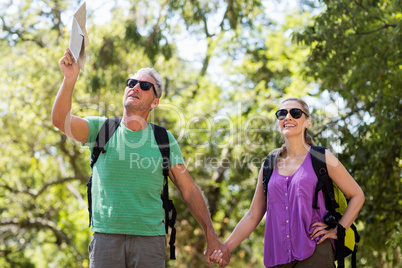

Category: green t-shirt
[83, 116, 184, 236]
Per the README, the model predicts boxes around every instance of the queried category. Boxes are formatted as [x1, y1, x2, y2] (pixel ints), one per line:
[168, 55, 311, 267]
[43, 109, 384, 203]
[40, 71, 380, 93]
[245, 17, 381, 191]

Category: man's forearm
[184, 185, 216, 236]
[52, 77, 77, 130]
[184, 186, 230, 265]
[169, 165, 230, 265]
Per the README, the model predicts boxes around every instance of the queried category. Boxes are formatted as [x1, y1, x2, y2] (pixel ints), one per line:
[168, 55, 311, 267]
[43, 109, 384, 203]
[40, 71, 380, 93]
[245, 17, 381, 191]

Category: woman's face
[277, 100, 311, 138]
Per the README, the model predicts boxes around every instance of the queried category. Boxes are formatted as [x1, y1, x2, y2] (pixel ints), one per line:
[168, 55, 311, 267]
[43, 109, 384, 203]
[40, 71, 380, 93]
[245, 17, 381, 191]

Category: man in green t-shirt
[52, 48, 231, 267]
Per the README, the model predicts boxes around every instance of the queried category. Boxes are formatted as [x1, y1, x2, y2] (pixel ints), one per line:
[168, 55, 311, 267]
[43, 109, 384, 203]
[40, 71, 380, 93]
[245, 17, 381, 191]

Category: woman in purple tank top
[210, 98, 365, 268]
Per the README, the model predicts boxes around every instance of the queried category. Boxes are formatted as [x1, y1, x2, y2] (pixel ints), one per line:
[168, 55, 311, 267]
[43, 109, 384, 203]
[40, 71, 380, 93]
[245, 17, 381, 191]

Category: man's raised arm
[52, 48, 88, 143]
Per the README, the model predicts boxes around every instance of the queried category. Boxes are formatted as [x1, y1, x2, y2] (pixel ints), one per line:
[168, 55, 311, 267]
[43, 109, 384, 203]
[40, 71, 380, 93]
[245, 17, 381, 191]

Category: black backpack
[262, 146, 360, 268]
[87, 118, 177, 259]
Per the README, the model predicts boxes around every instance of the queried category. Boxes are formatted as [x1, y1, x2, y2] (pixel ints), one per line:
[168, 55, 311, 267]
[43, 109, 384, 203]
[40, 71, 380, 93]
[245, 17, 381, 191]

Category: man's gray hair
[135, 67, 163, 98]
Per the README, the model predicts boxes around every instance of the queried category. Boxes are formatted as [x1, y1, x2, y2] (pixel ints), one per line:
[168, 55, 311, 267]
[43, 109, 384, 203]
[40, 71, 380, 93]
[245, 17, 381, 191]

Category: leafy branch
[354, 23, 397, 35]
[0, 17, 45, 47]
[0, 176, 85, 199]
[0, 217, 70, 245]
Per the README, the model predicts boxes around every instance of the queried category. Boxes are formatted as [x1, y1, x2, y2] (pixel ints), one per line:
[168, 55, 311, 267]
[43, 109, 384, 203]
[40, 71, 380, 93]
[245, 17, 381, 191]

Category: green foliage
[0, 0, 400, 267]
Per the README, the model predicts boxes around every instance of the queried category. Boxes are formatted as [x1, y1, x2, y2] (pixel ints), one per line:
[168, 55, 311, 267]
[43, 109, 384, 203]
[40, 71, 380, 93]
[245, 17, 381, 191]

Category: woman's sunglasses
[126, 79, 157, 96]
[275, 108, 308, 120]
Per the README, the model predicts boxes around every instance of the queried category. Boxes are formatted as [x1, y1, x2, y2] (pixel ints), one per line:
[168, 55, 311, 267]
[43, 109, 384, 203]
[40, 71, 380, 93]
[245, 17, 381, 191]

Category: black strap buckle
[323, 212, 338, 230]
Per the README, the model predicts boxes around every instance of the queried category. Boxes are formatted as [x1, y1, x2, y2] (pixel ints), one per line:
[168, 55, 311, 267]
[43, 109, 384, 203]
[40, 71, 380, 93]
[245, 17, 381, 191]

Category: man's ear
[151, 98, 159, 109]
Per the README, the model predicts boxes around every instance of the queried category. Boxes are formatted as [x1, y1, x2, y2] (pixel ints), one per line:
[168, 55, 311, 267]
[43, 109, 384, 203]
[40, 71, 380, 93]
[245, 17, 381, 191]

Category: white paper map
[69, 2, 90, 71]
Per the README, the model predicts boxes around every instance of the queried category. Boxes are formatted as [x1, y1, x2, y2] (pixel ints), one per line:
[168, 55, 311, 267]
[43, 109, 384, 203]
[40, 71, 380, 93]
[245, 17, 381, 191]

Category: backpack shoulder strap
[262, 153, 276, 196]
[310, 146, 339, 213]
[150, 123, 176, 260]
[90, 118, 122, 168]
[151, 124, 170, 175]
[87, 118, 121, 227]
[311, 146, 356, 268]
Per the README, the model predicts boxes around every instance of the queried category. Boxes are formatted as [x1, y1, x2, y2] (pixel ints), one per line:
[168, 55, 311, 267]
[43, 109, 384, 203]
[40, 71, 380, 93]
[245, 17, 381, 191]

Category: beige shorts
[89, 232, 166, 268]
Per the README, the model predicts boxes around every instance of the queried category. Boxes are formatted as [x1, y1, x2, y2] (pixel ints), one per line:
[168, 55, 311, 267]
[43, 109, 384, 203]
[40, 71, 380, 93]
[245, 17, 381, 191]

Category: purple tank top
[263, 152, 329, 267]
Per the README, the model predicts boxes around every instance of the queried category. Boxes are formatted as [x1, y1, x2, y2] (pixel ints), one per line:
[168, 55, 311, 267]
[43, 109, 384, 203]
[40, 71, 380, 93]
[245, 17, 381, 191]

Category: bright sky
[63, 0, 300, 25]
[61, 0, 302, 64]
[61, 0, 337, 114]
[61, 0, 129, 26]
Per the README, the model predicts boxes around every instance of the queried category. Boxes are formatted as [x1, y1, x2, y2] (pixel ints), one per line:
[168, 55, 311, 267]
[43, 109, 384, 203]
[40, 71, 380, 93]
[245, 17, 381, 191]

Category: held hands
[209, 248, 229, 268]
[204, 236, 231, 267]
[206, 221, 337, 267]
[59, 48, 80, 79]
[310, 221, 338, 244]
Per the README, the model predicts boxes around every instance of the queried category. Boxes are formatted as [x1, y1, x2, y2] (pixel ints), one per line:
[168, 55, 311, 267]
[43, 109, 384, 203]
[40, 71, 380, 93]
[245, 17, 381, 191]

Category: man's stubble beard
[123, 98, 148, 113]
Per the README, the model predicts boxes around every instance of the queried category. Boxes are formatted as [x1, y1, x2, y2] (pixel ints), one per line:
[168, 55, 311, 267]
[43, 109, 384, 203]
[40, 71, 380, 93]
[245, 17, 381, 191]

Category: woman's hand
[310, 221, 337, 244]
[209, 249, 228, 268]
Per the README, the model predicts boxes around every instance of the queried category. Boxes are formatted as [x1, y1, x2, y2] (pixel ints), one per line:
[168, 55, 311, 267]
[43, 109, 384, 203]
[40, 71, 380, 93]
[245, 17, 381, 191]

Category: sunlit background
[0, 0, 400, 267]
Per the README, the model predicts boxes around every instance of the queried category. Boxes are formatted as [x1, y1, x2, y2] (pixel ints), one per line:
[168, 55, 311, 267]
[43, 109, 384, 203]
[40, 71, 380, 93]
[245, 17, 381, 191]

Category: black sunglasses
[275, 108, 308, 120]
[126, 79, 157, 96]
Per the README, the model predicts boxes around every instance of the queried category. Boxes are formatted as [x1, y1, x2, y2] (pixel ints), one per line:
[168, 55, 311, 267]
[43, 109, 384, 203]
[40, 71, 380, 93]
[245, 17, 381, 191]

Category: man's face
[123, 72, 159, 112]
